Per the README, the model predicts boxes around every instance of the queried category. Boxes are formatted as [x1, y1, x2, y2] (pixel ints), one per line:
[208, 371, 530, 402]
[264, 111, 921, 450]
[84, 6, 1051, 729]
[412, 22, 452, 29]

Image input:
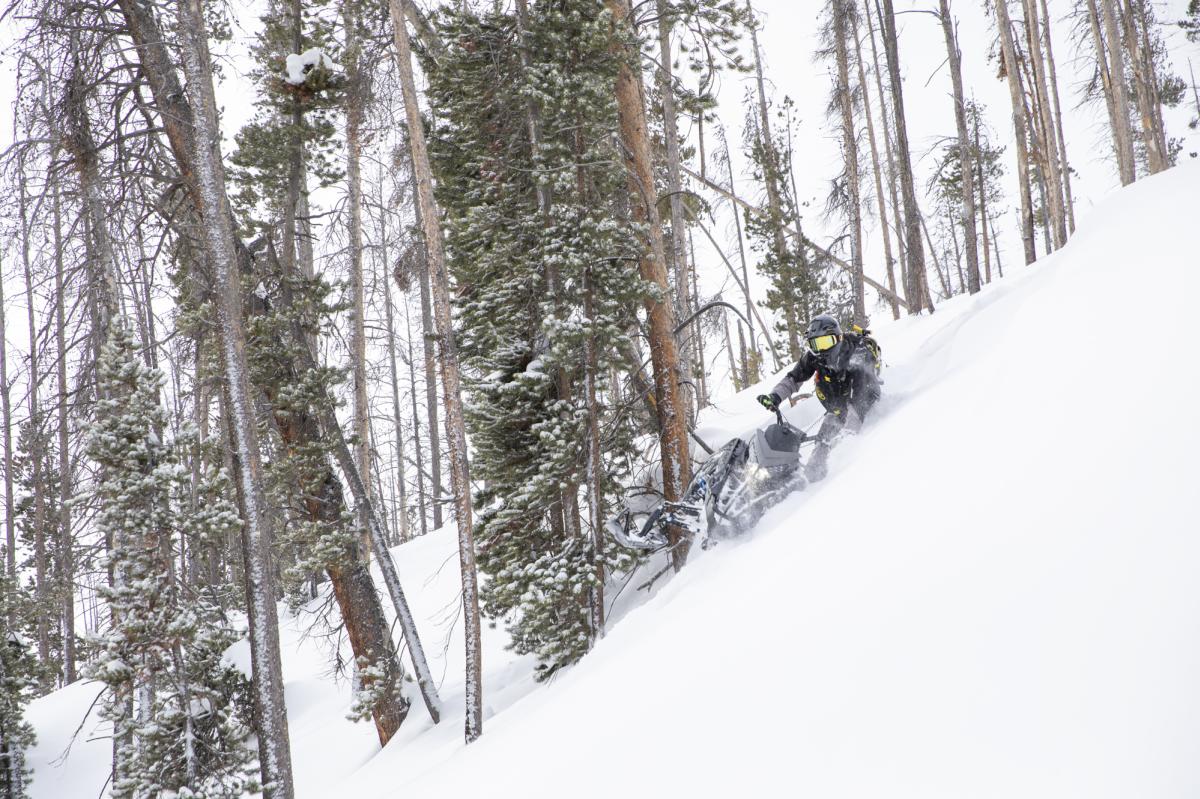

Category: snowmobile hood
[753, 424, 803, 471]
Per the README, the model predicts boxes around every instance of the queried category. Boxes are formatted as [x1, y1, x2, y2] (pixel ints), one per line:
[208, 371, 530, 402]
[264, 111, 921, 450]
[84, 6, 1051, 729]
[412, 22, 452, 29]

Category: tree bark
[1021, 0, 1067, 248]
[1084, 0, 1123, 181]
[656, 0, 697, 422]
[18, 166, 51, 675]
[414, 217, 443, 531]
[174, 0, 294, 791]
[51, 182, 76, 684]
[993, 0, 1038, 262]
[1038, 0, 1075, 232]
[381, 233, 411, 544]
[1098, 0, 1138, 183]
[606, 0, 694, 570]
[851, 8, 900, 320]
[973, 104, 992, 284]
[866, 0, 910, 289]
[939, 0, 981, 293]
[1119, 0, 1166, 173]
[919, 211, 953, 299]
[388, 0, 484, 743]
[879, 0, 933, 312]
[401, 300, 429, 538]
[832, 0, 866, 322]
[344, 0, 373, 562]
[0, 255, 12, 580]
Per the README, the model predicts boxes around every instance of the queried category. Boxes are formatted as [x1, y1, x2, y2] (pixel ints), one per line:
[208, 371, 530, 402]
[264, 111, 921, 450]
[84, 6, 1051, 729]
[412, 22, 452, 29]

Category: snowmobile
[607, 410, 809, 552]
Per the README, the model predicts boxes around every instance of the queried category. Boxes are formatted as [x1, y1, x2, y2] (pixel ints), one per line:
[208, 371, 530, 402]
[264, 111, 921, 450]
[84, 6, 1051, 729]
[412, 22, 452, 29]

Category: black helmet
[805, 313, 843, 360]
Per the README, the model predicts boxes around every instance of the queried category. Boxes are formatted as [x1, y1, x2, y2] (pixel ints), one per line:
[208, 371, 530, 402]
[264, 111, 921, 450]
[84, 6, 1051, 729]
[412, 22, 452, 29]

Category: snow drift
[24, 163, 1200, 798]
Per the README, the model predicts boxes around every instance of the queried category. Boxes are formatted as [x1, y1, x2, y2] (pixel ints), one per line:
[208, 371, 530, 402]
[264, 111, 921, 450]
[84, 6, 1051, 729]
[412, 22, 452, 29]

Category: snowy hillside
[25, 162, 1200, 797]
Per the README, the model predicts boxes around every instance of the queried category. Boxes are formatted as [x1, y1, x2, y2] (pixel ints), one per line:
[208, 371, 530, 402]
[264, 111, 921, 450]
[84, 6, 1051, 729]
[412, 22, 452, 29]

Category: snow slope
[25, 162, 1200, 797]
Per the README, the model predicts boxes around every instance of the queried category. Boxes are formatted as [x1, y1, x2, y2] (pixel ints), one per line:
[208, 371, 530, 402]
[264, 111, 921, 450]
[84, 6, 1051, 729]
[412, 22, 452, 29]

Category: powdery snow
[23, 162, 1200, 797]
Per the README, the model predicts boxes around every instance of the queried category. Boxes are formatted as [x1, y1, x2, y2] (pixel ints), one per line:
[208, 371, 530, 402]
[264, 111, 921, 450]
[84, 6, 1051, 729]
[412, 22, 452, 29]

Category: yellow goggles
[809, 334, 839, 352]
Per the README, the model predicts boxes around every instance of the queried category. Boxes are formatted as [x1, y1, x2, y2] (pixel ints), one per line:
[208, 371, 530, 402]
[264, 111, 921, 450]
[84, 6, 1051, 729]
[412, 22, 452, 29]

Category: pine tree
[0, 574, 37, 799]
[426, 1, 645, 676]
[86, 321, 257, 798]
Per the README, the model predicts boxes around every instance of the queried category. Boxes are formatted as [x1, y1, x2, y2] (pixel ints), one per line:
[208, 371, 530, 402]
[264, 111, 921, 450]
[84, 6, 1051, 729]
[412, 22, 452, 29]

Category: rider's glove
[757, 393, 781, 412]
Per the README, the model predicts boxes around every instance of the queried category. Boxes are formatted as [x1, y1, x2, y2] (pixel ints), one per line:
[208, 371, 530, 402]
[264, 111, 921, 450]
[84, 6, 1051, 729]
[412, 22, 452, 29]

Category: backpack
[849, 324, 882, 374]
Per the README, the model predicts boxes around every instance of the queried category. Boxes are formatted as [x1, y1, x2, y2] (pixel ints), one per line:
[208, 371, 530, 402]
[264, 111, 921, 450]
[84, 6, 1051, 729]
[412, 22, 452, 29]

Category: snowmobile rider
[756, 314, 881, 481]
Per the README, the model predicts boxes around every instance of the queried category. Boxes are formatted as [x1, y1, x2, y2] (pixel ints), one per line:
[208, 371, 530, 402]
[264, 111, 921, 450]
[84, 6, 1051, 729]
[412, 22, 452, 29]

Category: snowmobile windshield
[809, 334, 839, 353]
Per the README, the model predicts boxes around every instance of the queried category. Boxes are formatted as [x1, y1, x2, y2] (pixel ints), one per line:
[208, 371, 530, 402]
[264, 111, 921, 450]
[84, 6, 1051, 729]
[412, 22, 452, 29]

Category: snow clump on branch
[284, 48, 335, 85]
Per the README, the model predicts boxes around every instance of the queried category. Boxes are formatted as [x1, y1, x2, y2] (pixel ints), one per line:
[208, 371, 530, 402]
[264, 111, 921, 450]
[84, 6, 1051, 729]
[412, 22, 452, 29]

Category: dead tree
[174, 0, 295, 791]
[993, 0, 1039, 262]
[388, 0, 484, 743]
[878, 0, 933, 312]
[938, 0, 981, 293]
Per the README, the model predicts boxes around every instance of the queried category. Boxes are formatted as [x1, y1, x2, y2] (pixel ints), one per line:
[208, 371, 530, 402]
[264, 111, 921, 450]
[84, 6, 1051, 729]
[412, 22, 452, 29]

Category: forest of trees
[0, 0, 1190, 795]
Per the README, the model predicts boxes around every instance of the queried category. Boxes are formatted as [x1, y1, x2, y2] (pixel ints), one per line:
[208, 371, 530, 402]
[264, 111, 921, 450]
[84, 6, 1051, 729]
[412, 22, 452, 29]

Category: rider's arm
[771, 354, 816, 401]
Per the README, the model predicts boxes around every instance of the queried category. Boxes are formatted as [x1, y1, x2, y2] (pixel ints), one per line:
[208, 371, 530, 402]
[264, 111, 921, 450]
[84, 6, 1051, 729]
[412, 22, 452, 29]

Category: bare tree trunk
[866, 0, 910, 286]
[381, 237, 411, 544]
[688, 230, 708, 410]
[1084, 0, 1123, 177]
[920, 212, 953, 299]
[726, 314, 744, 389]
[1098, 0, 1138, 183]
[947, 207, 966, 292]
[851, 9, 900, 319]
[0, 255, 13, 580]
[990, 219, 1005, 277]
[994, 0, 1039, 262]
[939, 0, 981, 293]
[1190, 59, 1200, 127]
[174, 0, 294, 791]
[974, 104, 993, 284]
[607, 0, 694, 570]
[18, 167, 51, 674]
[401, 300, 429, 537]
[1119, 0, 1166, 173]
[51, 183, 76, 684]
[832, 0, 866, 322]
[1022, 0, 1067, 248]
[388, 0, 484, 743]
[879, 0, 933, 312]
[656, 0, 697, 422]
[1038, 0, 1075, 232]
[344, 0, 373, 562]
[1136, 3, 1169, 167]
[416, 234, 443, 530]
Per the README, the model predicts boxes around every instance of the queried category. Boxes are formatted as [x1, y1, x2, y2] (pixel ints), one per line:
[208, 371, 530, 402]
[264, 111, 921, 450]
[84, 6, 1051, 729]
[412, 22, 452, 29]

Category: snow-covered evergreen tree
[0, 573, 37, 799]
[426, 0, 647, 677]
[87, 321, 256, 798]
